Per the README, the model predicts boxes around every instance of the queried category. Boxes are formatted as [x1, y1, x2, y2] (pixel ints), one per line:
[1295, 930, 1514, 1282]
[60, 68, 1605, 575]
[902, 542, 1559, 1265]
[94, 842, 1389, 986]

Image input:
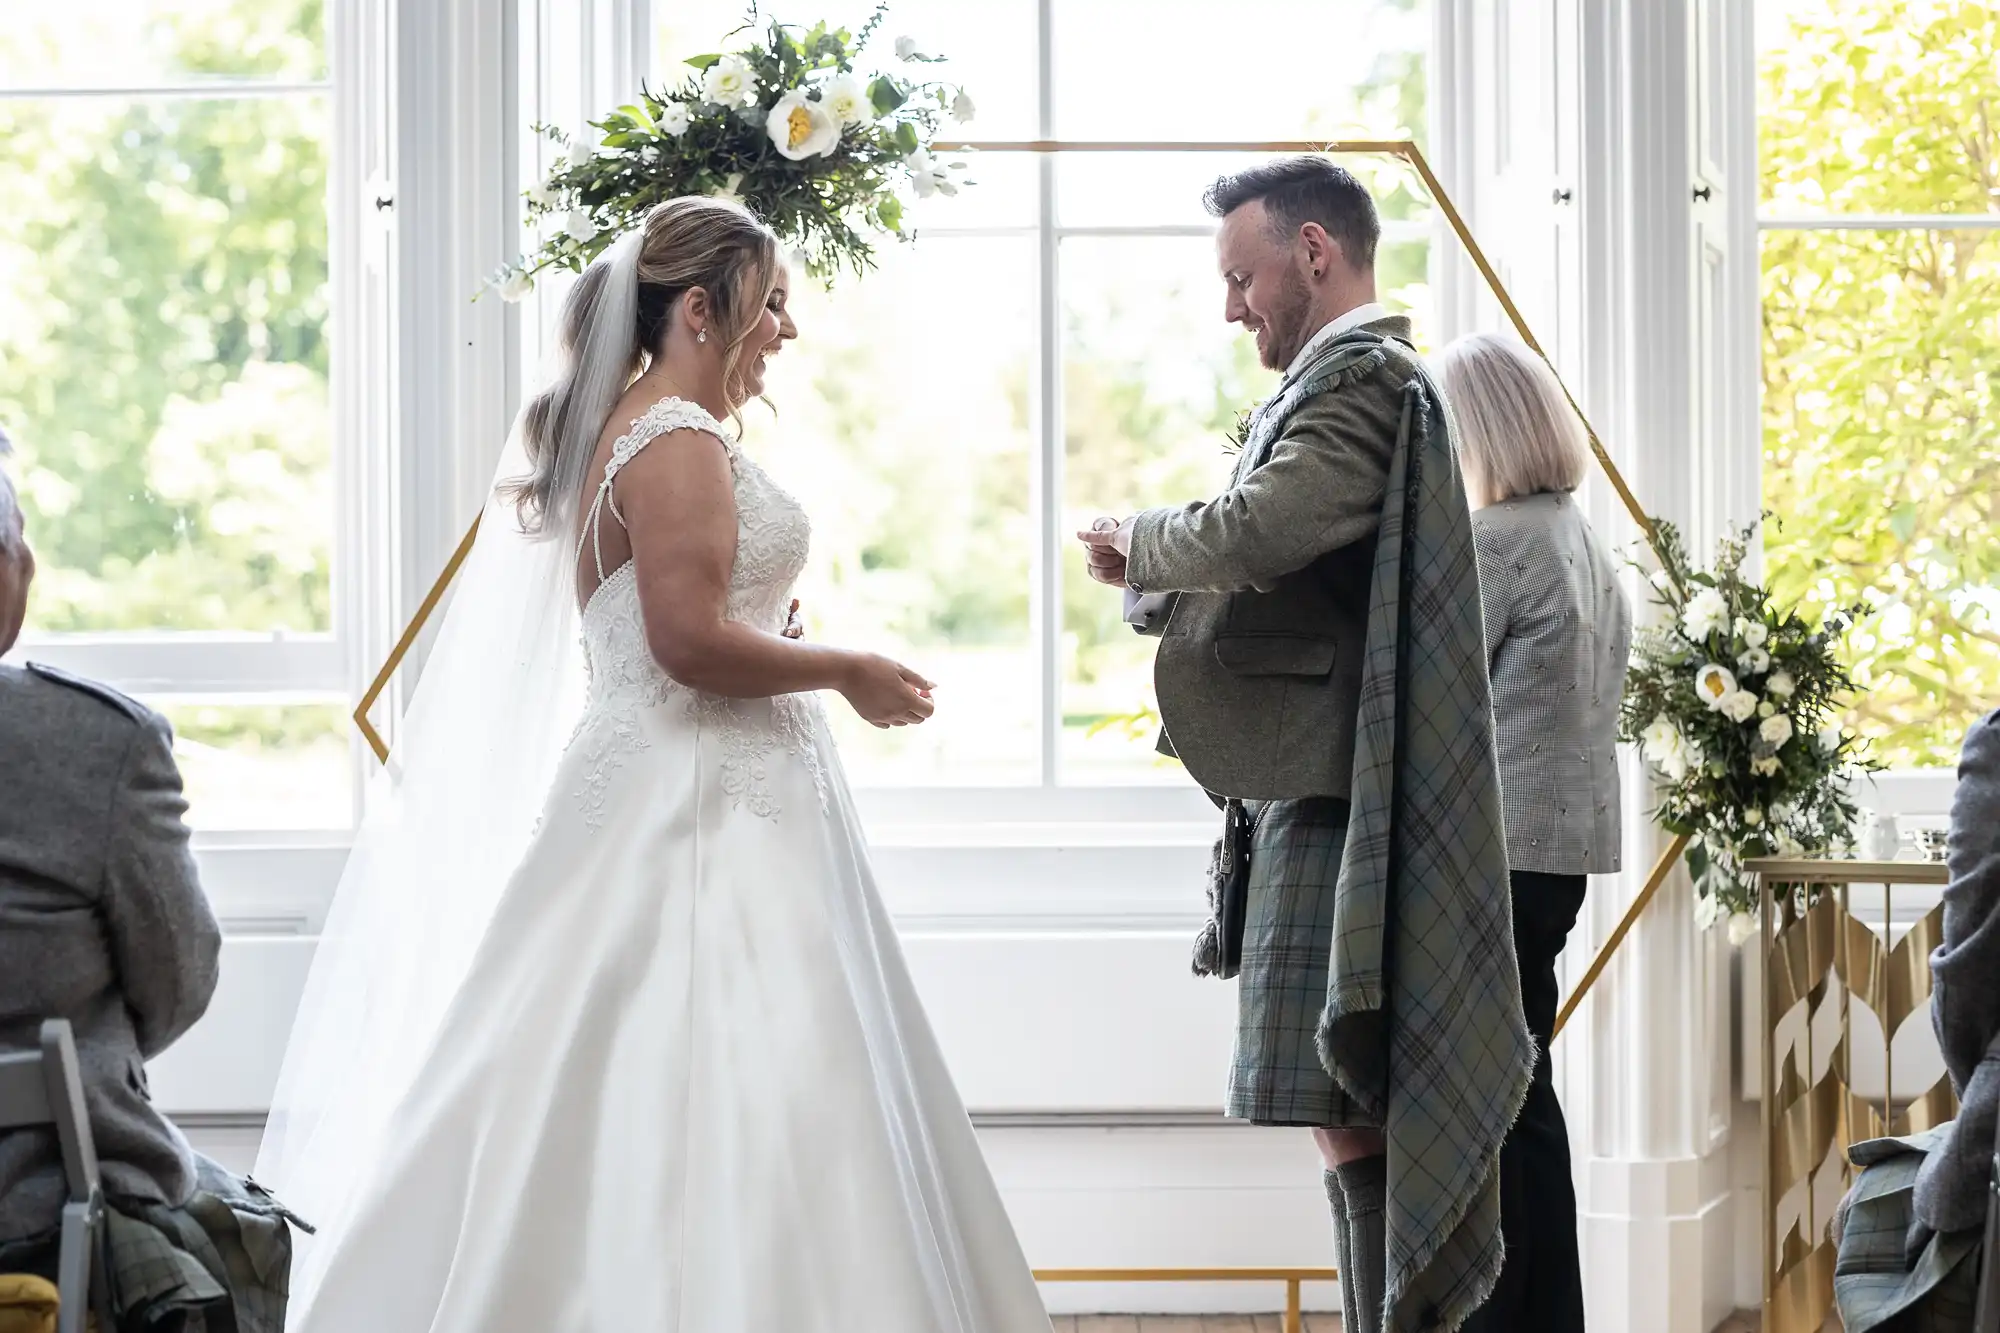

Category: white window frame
[1753, 214, 2000, 819]
[2, 13, 370, 835]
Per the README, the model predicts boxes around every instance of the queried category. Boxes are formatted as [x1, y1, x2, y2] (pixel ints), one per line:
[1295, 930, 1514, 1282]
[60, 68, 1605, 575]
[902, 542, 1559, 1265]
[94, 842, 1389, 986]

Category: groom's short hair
[1203, 156, 1381, 272]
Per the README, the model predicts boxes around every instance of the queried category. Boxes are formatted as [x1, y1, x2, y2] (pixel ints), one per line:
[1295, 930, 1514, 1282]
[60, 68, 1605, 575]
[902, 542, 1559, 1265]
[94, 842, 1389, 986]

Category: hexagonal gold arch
[352, 139, 1688, 1047]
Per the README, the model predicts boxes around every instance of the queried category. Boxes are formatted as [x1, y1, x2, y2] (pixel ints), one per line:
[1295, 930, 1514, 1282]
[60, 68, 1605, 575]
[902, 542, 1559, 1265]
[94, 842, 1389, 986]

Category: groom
[1079, 157, 1531, 1333]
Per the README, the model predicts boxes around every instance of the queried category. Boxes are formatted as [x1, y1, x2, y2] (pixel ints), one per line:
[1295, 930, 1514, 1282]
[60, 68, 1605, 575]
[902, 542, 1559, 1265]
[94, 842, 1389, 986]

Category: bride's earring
[696, 328, 708, 344]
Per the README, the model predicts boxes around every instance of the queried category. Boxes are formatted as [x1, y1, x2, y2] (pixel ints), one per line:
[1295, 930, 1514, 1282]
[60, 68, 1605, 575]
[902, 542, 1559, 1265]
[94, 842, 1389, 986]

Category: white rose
[1744, 807, 1764, 827]
[524, 181, 555, 209]
[709, 171, 746, 207]
[658, 103, 691, 137]
[1737, 618, 1770, 648]
[563, 208, 599, 244]
[1640, 716, 1681, 761]
[703, 55, 759, 108]
[1726, 912, 1758, 947]
[951, 90, 977, 123]
[906, 147, 951, 197]
[1695, 662, 1738, 710]
[497, 269, 535, 303]
[1768, 670, 1796, 698]
[821, 74, 871, 127]
[766, 93, 841, 160]
[1683, 587, 1730, 639]
[1737, 646, 1771, 674]
[567, 137, 596, 168]
[894, 34, 922, 59]
[1751, 755, 1781, 776]
[1817, 723, 1842, 754]
[1722, 689, 1760, 723]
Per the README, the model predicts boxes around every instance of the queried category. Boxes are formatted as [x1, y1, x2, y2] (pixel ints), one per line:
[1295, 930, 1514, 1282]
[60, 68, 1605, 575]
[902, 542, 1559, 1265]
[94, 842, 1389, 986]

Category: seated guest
[1833, 705, 2000, 1332]
[0, 431, 300, 1332]
[1435, 333, 1632, 1333]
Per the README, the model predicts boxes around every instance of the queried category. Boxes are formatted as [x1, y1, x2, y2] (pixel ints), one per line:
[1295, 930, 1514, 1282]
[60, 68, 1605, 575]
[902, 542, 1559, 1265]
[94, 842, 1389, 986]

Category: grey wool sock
[1324, 1169, 1360, 1333]
[1334, 1154, 1388, 1333]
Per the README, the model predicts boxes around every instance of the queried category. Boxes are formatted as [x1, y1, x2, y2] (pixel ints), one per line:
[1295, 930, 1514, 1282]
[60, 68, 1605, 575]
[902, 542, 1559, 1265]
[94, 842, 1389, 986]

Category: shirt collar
[1284, 301, 1392, 381]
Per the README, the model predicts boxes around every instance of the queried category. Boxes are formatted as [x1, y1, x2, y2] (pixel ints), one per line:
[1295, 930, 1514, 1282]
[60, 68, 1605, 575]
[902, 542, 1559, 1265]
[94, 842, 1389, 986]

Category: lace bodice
[568, 398, 826, 824]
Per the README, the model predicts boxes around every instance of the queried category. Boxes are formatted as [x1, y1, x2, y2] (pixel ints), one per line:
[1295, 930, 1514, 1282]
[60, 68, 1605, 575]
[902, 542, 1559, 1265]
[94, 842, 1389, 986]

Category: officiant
[1078, 157, 1530, 1333]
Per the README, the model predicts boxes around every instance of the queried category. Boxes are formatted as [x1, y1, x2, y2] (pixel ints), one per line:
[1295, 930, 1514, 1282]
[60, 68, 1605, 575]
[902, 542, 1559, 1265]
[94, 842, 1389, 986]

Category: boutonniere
[1223, 404, 1260, 456]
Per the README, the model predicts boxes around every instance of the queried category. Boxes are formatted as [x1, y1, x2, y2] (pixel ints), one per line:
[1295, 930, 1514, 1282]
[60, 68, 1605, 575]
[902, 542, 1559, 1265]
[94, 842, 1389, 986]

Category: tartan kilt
[1225, 795, 1379, 1128]
[1832, 1130, 1983, 1333]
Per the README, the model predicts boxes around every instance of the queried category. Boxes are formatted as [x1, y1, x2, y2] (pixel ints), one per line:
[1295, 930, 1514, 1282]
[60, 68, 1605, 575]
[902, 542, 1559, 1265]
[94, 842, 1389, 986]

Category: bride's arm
[614, 428, 854, 699]
[614, 431, 930, 727]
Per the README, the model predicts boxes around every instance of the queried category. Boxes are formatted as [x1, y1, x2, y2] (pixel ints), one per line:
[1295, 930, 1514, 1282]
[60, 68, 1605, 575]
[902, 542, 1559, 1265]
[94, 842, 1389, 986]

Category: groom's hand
[1077, 516, 1134, 587]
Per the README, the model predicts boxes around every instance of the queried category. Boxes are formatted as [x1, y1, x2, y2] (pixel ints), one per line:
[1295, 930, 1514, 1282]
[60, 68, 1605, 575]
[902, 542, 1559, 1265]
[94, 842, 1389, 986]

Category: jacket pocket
[1213, 633, 1338, 678]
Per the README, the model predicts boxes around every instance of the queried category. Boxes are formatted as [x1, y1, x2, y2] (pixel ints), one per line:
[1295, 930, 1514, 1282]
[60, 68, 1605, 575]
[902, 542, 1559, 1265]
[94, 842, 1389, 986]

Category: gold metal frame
[1748, 857, 1956, 1332]
[1033, 1266, 1338, 1333]
[351, 137, 1674, 1029]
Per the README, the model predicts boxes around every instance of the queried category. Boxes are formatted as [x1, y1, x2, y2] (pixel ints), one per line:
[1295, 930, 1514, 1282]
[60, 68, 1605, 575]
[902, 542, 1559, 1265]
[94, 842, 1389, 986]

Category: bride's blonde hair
[507, 197, 780, 533]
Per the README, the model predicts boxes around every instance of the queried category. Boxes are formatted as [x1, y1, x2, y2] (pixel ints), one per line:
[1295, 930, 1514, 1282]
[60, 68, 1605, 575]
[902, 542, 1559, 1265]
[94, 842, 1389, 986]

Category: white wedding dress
[290, 398, 1051, 1332]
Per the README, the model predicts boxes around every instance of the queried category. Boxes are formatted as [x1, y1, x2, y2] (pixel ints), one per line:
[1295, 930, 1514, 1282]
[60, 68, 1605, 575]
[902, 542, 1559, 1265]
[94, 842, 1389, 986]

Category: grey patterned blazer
[1471, 490, 1632, 875]
[0, 662, 220, 1242]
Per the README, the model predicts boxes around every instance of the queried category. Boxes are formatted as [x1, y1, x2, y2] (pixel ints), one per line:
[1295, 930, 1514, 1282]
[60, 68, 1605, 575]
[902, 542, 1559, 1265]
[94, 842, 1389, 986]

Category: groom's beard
[1263, 268, 1315, 370]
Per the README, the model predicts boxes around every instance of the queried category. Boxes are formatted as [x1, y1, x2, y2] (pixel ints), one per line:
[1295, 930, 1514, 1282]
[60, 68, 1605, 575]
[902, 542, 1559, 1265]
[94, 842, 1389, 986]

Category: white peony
[563, 207, 599, 244]
[906, 147, 954, 197]
[703, 55, 759, 108]
[1683, 587, 1730, 639]
[658, 102, 691, 137]
[1761, 715, 1793, 748]
[894, 34, 922, 59]
[821, 74, 871, 127]
[1722, 689, 1760, 723]
[767, 93, 841, 160]
[1726, 912, 1758, 947]
[497, 269, 535, 303]
[709, 171, 746, 207]
[1817, 723, 1843, 754]
[1768, 670, 1797, 698]
[1641, 716, 1691, 780]
[567, 137, 596, 168]
[1695, 662, 1738, 710]
[1737, 646, 1771, 674]
[951, 90, 977, 123]
[1736, 616, 1770, 649]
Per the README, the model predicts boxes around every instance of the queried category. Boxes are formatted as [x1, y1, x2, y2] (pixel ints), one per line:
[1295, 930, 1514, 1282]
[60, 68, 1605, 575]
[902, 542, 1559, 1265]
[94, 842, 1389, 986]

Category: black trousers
[1463, 869, 1589, 1333]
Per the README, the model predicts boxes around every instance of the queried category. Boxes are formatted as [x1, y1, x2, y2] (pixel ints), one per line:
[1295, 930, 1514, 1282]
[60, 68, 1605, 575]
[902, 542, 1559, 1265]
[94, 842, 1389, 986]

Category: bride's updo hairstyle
[507, 196, 781, 534]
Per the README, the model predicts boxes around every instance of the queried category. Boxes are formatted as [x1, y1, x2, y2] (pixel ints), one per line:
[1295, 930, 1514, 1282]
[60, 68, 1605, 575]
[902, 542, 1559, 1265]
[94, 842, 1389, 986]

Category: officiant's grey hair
[1202, 155, 1381, 273]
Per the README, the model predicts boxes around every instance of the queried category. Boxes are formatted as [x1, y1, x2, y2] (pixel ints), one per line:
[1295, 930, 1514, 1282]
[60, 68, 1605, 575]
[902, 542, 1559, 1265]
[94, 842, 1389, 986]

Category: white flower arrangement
[485, 5, 974, 296]
[1620, 519, 1874, 923]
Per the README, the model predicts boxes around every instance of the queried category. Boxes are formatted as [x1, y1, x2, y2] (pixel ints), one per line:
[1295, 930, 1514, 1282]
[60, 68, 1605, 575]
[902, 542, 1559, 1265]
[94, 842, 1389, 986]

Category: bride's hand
[839, 653, 936, 728]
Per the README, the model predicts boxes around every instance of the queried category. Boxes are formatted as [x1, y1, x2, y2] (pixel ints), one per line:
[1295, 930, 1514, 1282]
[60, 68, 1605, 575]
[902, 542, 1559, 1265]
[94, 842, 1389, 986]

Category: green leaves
[685, 53, 723, 71]
[869, 76, 907, 117]
[893, 120, 920, 155]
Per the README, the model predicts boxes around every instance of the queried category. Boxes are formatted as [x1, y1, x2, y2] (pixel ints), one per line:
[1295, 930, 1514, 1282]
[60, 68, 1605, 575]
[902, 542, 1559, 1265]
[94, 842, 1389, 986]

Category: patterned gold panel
[1752, 865, 1959, 1333]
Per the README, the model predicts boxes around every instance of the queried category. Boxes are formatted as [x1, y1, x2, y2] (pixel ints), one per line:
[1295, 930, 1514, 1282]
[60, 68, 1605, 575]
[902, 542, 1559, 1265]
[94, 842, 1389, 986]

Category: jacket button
[1531, 838, 1540, 846]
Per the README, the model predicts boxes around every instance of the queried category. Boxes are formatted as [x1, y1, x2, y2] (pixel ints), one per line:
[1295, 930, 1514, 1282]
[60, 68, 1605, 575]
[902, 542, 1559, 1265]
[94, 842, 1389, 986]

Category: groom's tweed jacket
[1130, 324, 1532, 1332]
[1126, 316, 1408, 801]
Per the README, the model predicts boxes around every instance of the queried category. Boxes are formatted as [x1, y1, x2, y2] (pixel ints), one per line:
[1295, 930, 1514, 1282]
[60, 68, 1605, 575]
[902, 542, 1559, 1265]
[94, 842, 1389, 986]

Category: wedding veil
[255, 230, 648, 1310]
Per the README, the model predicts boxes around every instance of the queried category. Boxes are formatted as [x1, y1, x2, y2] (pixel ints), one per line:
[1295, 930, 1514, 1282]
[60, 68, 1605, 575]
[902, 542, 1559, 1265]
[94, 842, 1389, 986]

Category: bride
[256, 196, 1053, 1332]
